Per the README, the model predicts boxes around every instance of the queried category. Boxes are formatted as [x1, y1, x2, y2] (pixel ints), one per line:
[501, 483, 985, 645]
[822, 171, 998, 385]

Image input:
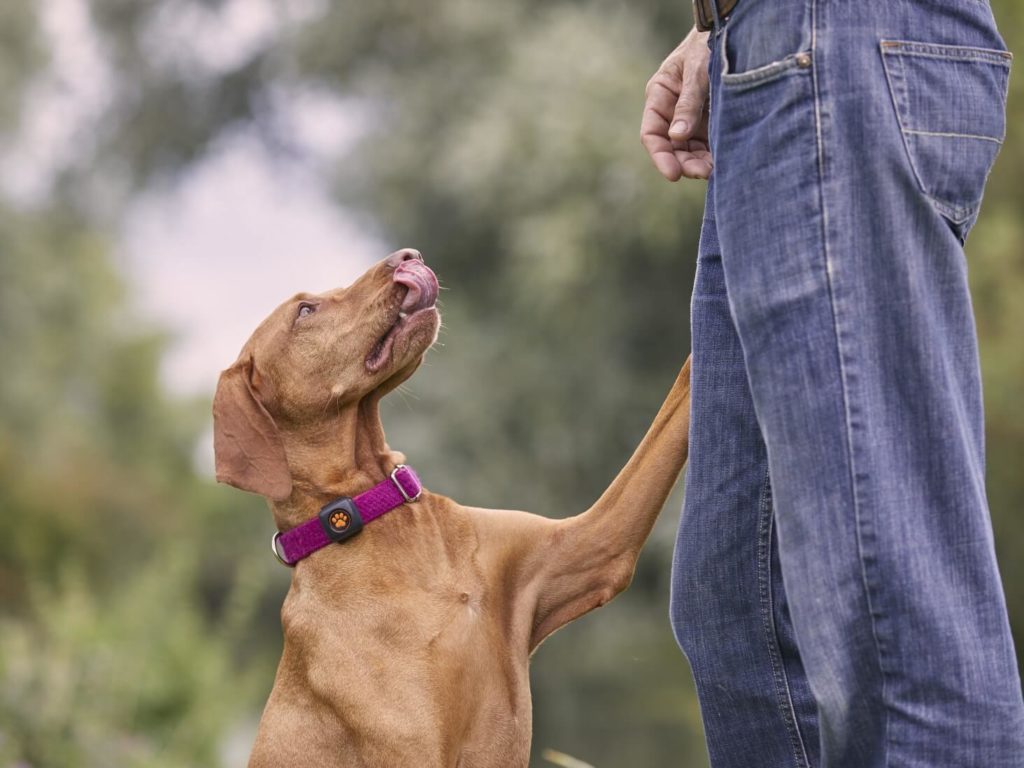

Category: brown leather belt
[693, 0, 739, 31]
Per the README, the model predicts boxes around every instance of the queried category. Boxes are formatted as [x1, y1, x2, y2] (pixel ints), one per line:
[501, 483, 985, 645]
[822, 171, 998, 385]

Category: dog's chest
[291, 577, 530, 758]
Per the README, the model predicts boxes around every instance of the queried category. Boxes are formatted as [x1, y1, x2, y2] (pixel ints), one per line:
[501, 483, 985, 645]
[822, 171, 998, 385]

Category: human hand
[641, 26, 712, 181]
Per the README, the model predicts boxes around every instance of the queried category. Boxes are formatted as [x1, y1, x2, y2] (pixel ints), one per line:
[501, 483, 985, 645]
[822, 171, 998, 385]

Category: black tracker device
[319, 497, 364, 542]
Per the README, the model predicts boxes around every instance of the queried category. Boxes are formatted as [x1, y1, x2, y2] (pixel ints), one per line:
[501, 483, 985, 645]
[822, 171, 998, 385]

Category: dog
[213, 248, 691, 767]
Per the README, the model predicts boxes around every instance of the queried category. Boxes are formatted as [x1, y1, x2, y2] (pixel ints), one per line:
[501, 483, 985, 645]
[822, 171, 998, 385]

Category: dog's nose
[386, 248, 424, 268]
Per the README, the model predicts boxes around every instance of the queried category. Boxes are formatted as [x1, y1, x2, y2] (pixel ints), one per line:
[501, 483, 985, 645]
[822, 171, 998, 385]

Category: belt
[693, 0, 739, 31]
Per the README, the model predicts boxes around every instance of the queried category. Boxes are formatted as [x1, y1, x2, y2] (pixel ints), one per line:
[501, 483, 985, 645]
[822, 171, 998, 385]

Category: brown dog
[213, 249, 691, 767]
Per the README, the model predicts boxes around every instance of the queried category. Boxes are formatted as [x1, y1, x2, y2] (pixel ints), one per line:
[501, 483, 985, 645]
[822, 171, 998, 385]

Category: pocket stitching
[721, 52, 813, 89]
[879, 41, 1006, 223]
[880, 39, 1012, 66]
[720, 26, 815, 90]
[881, 41, 1009, 141]
[903, 128, 1003, 144]
[881, 45, 936, 215]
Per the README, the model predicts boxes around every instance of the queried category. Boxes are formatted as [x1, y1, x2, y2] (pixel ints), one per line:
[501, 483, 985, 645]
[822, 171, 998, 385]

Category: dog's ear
[212, 355, 292, 501]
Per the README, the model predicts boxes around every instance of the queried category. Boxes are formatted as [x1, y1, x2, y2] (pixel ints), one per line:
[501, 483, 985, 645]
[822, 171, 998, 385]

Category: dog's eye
[297, 303, 317, 319]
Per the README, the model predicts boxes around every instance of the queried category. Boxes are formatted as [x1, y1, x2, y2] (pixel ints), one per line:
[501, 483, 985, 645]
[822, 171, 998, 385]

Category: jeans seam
[812, 0, 891, 762]
[878, 40, 1013, 65]
[756, 470, 811, 768]
[901, 128, 1004, 144]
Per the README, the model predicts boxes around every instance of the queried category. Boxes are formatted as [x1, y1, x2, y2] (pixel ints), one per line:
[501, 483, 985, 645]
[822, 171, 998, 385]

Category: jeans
[669, 0, 1024, 766]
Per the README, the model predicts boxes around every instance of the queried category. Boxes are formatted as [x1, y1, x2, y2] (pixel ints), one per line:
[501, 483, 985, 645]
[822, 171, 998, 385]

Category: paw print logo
[329, 510, 350, 531]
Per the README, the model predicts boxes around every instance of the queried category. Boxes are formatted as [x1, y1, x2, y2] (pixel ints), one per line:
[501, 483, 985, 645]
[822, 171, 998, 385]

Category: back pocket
[880, 40, 1012, 240]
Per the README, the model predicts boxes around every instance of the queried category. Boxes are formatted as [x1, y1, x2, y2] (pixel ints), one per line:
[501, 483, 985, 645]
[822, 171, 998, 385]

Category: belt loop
[709, 0, 725, 29]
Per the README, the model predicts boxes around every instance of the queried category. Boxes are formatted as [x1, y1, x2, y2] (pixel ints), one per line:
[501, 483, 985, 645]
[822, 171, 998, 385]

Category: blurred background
[0, 0, 1021, 766]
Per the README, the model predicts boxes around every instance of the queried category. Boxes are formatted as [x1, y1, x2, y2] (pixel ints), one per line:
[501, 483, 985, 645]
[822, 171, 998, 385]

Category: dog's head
[212, 249, 440, 500]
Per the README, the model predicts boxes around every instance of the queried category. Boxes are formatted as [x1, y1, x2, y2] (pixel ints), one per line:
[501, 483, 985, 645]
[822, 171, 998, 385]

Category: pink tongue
[394, 262, 439, 312]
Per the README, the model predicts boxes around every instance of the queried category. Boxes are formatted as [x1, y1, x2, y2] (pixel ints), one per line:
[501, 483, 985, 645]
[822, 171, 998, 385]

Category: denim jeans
[669, 0, 1024, 766]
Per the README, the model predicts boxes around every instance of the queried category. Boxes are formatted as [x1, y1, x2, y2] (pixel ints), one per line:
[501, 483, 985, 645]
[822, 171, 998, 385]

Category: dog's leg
[528, 355, 691, 650]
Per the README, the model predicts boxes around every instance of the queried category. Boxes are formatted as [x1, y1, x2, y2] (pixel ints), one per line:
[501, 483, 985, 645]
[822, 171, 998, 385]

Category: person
[642, 0, 1024, 765]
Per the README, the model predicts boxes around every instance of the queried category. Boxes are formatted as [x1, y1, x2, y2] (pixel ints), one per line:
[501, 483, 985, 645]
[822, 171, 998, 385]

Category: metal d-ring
[270, 531, 295, 568]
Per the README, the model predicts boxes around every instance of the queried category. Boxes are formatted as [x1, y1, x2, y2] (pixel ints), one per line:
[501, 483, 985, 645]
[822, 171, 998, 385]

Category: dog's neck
[271, 393, 406, 530]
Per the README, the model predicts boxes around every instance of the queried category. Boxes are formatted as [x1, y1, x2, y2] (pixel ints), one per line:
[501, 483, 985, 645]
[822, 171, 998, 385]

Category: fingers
[642, 28, 712, 182]
[641, 86, 712, 181]
[677, 101, 712, 180]
[641, 78, 685, 181]
[679, 147, 713, 180]
[668, 62, 710, 144]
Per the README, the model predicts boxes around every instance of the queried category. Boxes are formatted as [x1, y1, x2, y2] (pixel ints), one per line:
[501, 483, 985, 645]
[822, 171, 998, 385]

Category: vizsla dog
[213, 249, 691, 767]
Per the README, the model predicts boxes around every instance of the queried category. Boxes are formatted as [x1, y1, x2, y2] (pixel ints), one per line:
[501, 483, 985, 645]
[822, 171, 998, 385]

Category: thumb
[668, 72, 706, 141]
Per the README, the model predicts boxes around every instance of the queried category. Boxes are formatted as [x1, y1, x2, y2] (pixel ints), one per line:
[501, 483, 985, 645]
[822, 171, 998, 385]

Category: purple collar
[270, 464, 423, 567]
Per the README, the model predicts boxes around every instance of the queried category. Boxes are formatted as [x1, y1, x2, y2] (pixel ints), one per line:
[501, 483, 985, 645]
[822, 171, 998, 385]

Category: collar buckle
[390, 464, 422, 503]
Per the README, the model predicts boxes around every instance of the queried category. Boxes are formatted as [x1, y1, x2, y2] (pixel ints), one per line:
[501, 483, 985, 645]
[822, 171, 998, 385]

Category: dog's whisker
[396, 385, 420, 402]
[389, 384, 418, 414]
[320, 394, 335, 417]
[542, 749, 596, 768]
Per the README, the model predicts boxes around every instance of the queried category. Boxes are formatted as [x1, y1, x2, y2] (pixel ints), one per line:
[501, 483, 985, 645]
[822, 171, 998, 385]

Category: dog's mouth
[365, 261, 440, 373]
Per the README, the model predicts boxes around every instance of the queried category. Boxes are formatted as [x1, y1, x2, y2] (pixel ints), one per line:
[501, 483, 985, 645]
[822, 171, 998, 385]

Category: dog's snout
[386, 248, 424, 268]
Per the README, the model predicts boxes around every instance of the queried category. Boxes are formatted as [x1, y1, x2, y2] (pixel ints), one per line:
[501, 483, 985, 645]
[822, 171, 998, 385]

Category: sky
[4, 0, 384, 396]
[121, 136, 383, 395]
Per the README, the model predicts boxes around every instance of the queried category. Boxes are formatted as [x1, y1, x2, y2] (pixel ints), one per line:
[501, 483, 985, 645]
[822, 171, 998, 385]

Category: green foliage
[0, 550, 257, 768]
[1, 0, 1023, 766]
[0, 205, 284, 766]
[0, 207, 196, 593]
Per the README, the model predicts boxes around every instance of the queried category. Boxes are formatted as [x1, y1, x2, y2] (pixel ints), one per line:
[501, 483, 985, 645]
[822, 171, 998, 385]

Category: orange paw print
[330, 510, 350, 529]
